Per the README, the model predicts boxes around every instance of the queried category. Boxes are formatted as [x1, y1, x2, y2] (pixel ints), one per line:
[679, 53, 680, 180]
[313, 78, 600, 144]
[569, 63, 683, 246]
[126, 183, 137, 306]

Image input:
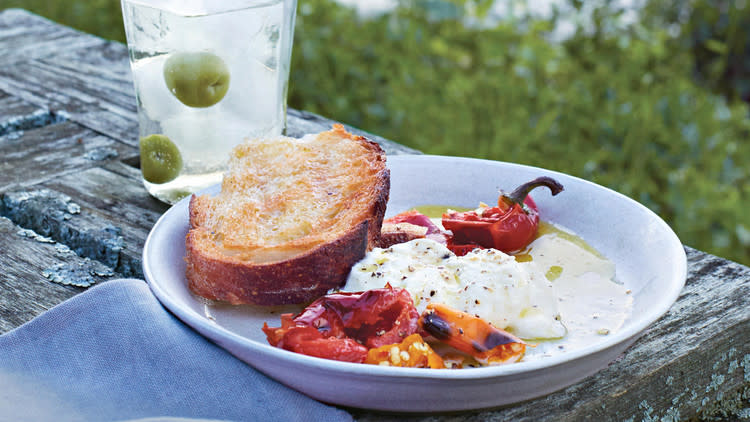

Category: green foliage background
[2, 0, 749, 266]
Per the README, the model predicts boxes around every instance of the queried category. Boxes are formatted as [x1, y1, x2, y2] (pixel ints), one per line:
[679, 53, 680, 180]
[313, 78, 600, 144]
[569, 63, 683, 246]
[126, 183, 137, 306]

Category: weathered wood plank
[1, 166, 168, 279]
[0, 9, 103, 65]
[39, 166, 170, 276]
[51, 37, 132, 79]
[0, 120, 137, 192]
[0, 11, 138, 144]
[352, 247, 750, 421]
[0, 55, 139, 145]
[0, 89, 64, 136]
[0, 216, 118, 334]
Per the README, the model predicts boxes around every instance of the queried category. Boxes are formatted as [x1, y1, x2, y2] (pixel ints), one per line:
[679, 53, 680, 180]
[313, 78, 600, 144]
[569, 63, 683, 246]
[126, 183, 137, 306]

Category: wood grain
[1, 165, 167, 278]
[0, 9, 103, 65]
[0, 120, 137, 192]
[0, 54, 138, 145]
[0, 90, 63, 136]
[39, 166, 169, 276]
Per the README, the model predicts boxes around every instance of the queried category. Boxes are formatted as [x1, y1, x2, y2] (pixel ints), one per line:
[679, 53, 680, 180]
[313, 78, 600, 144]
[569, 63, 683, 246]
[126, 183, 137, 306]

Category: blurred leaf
[705, 39, 728, 54]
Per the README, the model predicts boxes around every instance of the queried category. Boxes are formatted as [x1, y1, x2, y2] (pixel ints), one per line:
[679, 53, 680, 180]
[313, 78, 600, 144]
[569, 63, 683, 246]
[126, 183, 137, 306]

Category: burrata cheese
[342, 238, 566, 340]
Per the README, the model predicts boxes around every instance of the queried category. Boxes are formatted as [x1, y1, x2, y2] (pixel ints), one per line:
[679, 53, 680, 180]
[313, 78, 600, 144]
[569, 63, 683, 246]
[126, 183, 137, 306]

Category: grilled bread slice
[185, 124, 390, 305]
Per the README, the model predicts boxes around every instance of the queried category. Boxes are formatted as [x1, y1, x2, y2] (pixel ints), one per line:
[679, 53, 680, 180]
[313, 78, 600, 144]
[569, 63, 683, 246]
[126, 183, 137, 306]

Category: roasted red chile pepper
[419, 303, 526, 365]
[442, 176, 563, 254]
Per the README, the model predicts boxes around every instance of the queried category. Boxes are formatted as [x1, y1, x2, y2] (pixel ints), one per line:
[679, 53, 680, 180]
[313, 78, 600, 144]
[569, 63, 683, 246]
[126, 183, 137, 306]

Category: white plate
[143, 154, 687, 412]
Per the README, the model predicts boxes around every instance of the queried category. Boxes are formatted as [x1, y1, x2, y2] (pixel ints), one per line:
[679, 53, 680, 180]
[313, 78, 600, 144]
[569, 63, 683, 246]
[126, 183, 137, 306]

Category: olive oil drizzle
[412, 205, 471, 218]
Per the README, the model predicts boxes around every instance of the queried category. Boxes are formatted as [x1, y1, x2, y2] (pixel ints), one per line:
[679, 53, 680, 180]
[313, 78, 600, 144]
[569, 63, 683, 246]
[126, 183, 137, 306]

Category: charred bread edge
[185, 220, 370, 305]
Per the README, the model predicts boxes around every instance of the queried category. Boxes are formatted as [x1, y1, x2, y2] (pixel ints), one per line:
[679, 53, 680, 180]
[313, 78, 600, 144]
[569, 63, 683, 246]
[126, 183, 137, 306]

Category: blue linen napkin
[0, 279, 353, 422]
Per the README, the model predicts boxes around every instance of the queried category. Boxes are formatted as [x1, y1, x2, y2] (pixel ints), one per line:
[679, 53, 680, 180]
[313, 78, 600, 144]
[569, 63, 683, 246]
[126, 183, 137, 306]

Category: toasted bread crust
[185, 124, 389, 305]
[186, 220, 370, 304]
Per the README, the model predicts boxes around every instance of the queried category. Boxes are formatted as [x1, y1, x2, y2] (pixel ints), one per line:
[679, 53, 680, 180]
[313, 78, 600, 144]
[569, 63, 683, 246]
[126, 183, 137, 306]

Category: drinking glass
[121, 0, 297, 203]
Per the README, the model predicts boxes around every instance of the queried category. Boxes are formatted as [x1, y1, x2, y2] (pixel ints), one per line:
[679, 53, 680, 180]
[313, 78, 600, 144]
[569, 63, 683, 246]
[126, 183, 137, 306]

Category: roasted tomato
[365, 333, 445, 368]
[263, 314, 369, 362]
[263, 286, 420, 362]
[291, 285, 419, 348]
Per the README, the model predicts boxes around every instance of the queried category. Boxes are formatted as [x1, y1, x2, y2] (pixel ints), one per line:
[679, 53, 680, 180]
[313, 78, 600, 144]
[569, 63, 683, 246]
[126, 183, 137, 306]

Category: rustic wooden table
[0, 8, 748, 421]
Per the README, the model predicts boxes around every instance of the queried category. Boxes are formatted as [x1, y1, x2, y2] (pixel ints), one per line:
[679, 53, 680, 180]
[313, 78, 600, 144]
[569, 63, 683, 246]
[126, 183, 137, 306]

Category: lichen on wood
[83, 146, 119, 161]
[0, 108, 66, 137]
[42, 259, 114, 288]
[0, 188, 125, 272]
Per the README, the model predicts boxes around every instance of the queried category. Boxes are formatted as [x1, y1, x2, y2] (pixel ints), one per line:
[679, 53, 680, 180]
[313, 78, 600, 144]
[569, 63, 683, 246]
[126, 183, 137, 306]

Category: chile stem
[504, 176, 564, 206]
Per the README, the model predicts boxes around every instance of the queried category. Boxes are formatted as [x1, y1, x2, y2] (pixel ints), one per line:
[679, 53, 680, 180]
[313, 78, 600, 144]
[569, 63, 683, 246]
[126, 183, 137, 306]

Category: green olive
[163, 52, 230, 108]
[140, 134, 183, 184]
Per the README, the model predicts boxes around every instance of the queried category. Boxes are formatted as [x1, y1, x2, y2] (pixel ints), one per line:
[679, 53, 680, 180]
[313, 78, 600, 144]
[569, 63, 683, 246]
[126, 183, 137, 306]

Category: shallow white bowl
[143, 155, 687, 412]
